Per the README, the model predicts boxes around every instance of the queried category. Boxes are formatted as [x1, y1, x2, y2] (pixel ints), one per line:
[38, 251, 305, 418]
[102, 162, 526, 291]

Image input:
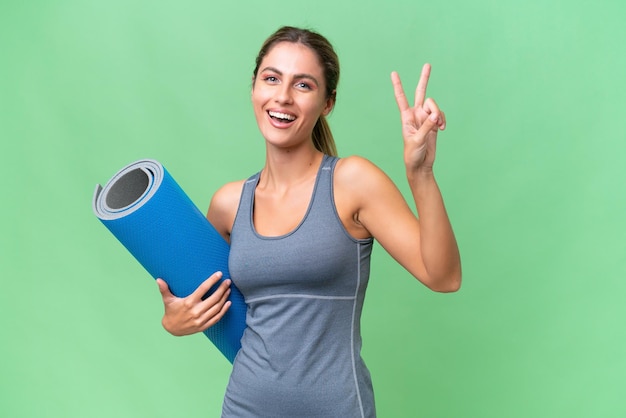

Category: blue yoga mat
[92, 159, 246, 363]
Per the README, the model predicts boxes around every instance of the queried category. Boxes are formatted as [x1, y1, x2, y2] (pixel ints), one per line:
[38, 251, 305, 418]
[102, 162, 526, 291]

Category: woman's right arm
[156, 180, 244, 336]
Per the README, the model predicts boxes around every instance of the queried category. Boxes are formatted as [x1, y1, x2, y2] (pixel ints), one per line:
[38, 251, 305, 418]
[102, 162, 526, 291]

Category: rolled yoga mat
[92, 159, 246, 363]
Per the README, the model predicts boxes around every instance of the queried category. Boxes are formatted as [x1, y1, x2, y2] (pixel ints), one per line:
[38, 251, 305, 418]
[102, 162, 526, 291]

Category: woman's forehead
[259, 42, 324, 77]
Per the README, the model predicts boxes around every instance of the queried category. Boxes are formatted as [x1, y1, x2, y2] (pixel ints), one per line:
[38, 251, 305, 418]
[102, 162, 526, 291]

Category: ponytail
[312, 116, 337, 157]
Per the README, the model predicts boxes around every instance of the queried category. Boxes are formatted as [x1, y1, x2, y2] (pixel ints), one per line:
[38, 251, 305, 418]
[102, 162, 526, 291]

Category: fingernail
[429, 114, 438, 122]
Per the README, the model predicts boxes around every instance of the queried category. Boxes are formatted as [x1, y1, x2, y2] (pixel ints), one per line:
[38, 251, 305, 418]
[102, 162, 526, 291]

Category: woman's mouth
[268, 110, 296, 123]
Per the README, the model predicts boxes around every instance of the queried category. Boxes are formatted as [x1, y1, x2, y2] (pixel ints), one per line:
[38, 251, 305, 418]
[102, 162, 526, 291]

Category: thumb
[156, 278, 174, 301]
[418, 112, 441, 136]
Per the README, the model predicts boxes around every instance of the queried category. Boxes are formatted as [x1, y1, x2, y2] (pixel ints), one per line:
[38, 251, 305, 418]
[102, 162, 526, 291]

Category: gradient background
[2, 1, 625, 417]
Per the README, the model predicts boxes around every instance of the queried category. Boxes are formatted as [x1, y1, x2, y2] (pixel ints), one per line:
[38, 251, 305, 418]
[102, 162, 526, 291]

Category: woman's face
[252, 42, 334, 149]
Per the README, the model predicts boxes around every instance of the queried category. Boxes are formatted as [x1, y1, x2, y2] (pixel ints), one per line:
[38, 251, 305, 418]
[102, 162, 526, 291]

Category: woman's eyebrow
[260, 66, 320, 87]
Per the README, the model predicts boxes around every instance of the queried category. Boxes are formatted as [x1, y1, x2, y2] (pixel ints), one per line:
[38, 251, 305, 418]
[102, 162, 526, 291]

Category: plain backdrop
[2, 0, 625, 417]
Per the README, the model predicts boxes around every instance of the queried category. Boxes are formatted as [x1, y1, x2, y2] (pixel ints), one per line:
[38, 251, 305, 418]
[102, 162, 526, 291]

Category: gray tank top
[222, 154, 376, 417]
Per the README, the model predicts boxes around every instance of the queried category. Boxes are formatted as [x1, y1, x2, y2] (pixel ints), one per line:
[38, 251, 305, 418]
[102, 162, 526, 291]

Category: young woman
[156, 26, 461, 417]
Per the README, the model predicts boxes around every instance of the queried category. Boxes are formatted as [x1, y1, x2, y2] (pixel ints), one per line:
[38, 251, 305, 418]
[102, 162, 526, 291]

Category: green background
[2, 0, 625, 417]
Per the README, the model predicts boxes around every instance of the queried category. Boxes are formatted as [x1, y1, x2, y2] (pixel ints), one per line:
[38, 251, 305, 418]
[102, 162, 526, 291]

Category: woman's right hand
[156, 272, 232, 336]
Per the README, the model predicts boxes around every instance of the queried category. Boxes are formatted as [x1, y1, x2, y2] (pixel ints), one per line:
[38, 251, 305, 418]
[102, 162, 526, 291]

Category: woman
[156, 26, 461, 417]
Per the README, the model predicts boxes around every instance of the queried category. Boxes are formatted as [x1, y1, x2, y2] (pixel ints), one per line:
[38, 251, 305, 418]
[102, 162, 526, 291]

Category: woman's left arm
[350, 64, 461, 292]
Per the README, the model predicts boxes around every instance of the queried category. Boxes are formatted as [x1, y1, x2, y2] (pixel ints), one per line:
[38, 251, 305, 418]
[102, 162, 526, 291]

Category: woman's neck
[259, 145, 323, 192]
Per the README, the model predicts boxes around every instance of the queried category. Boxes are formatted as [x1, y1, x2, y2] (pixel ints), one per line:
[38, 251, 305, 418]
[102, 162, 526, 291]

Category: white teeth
[269, 111, 296, 121]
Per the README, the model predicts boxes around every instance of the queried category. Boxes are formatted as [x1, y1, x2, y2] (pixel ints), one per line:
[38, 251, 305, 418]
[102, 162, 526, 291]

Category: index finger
[192, 271, 224, 300]
[415, 63, 431, 107]
[391, 71, 410, 112]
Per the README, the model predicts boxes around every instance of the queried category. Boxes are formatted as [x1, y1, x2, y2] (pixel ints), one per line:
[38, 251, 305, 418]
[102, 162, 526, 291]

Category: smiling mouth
[268, 111, 296, 122]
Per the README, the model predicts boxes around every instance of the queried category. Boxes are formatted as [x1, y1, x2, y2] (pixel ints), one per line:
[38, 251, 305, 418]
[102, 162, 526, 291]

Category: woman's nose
[274, 84, 293, 104]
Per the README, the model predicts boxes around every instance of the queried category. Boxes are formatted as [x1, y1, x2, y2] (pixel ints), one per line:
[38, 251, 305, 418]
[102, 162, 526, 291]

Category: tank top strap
[320, 153, 339, 173]
[231, 171, 261, 239]
[311, 154, 339, 213]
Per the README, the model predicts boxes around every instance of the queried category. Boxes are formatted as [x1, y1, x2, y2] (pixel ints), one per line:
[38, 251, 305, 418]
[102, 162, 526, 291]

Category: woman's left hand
[391, 63, 446, 175]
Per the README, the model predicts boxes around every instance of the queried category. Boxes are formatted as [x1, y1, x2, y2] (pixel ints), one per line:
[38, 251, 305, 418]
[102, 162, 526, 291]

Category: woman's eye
[264, 76, 278, 83]
[296, 82, 311, 90]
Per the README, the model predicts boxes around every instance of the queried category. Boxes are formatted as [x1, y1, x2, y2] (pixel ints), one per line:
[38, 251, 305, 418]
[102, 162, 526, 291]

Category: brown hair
[253, 26, 339, 156]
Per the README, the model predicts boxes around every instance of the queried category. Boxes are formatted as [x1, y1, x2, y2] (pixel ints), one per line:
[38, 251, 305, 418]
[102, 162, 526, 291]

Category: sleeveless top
[222, 154, 376, 417]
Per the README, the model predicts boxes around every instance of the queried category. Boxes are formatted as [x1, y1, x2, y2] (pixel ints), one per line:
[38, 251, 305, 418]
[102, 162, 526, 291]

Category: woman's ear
[321, 90, 336, 116]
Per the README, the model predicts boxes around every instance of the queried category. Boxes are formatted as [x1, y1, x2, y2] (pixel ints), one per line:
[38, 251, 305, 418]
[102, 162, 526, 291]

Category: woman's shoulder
[331, 155, 402, 239]
[207, 179, 247, 240]
[335, 155, 394, 190]
[333, 155, 399, 215]
[213, 179, 247, 200]
[210, 179, 248, 214]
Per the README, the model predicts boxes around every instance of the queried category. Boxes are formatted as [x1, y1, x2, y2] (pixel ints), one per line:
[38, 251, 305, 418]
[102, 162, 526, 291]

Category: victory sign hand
[391, 63, 446, 174]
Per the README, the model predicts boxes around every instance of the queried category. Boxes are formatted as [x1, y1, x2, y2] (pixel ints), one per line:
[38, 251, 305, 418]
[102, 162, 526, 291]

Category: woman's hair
[253, 26, 339, 156]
